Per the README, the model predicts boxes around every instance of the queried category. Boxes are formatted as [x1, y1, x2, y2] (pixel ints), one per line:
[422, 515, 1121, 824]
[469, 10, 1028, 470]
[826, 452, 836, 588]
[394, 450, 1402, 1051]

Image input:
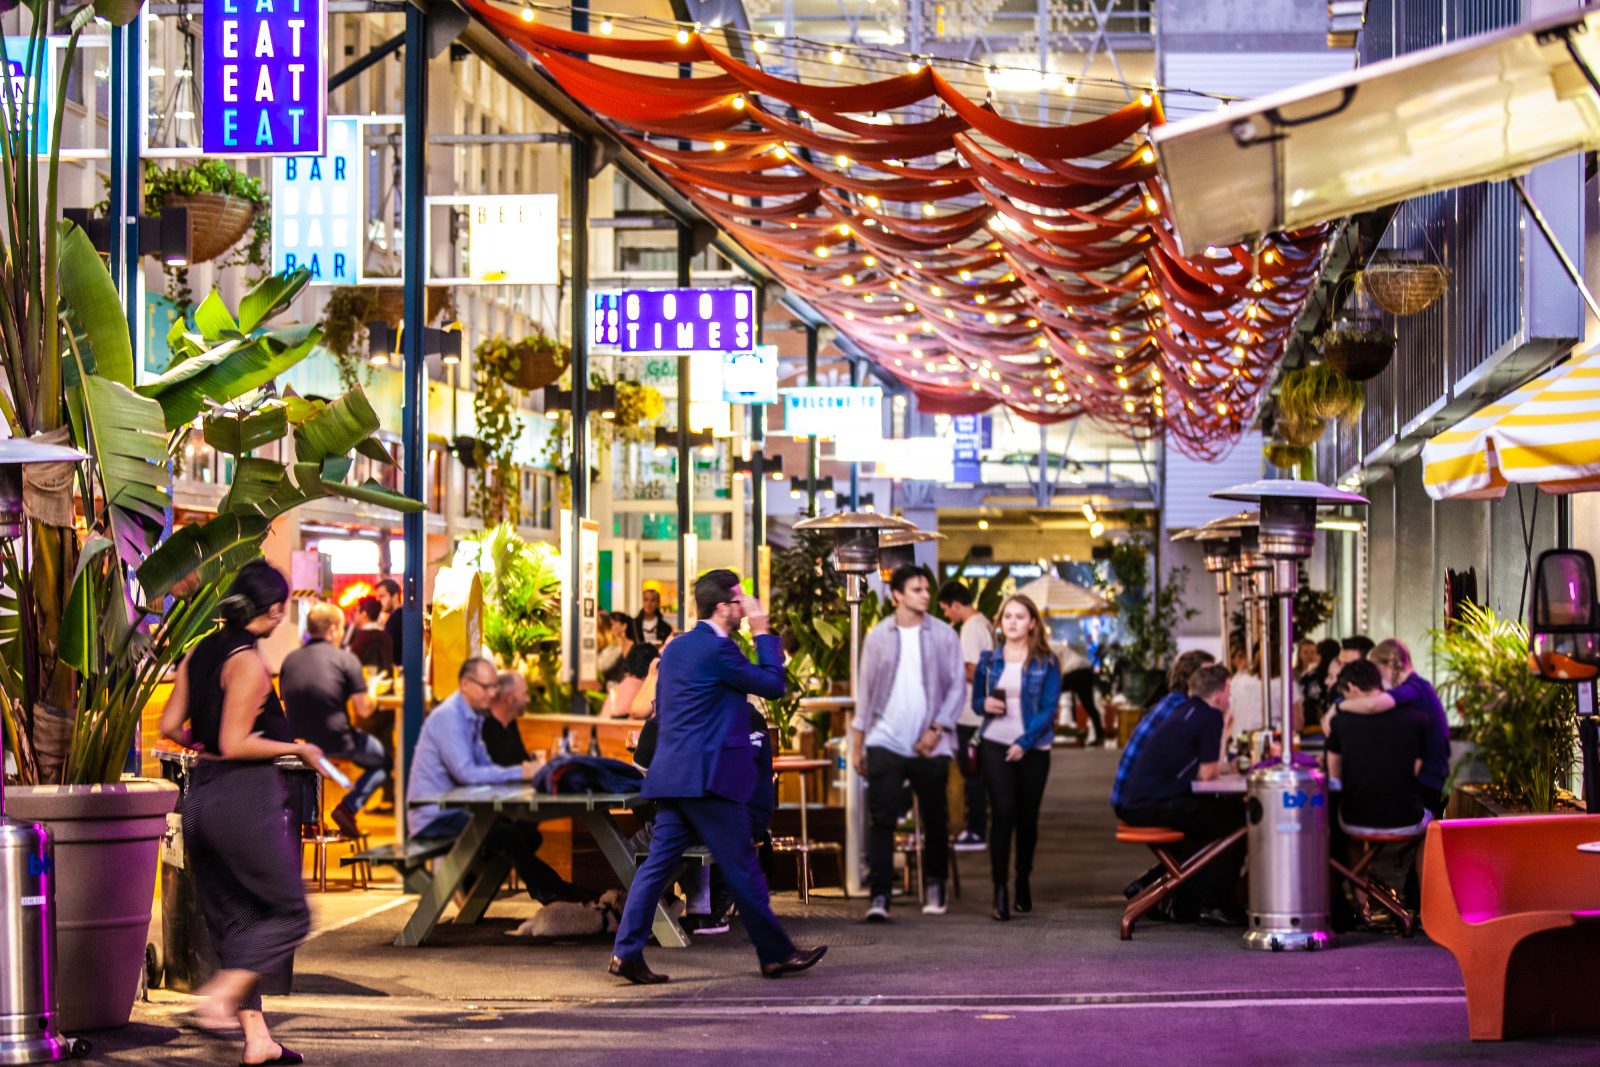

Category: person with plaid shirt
[1110, 650, 1217, 810]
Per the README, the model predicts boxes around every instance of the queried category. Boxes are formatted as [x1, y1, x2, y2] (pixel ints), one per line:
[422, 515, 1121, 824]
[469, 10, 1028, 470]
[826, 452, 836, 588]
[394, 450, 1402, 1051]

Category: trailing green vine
[473, 336, 526, 525]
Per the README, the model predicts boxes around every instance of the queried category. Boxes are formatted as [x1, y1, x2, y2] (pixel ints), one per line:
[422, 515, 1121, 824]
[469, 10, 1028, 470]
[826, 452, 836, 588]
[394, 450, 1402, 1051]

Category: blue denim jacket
[971, 650, 1062, 751]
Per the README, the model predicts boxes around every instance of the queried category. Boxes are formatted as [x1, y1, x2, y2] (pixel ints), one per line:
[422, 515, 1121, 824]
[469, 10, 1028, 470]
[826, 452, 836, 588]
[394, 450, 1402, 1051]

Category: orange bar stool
[1116, 822, 1247, 940]
[1331, 827, 1425, 936]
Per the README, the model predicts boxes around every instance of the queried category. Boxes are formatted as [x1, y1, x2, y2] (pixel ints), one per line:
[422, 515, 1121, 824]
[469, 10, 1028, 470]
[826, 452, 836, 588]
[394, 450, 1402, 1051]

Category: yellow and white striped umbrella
[1423, 347, 1600, 500]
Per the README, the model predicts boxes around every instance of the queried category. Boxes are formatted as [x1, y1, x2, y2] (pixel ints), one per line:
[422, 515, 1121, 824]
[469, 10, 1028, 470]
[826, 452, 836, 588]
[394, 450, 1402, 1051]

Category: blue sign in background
[203, 0, 325, 155]
[2, 37, 53, 156]
[271, 116, 361, 281]
[620, 287, 756, 354]
[952, 414, 991, 482]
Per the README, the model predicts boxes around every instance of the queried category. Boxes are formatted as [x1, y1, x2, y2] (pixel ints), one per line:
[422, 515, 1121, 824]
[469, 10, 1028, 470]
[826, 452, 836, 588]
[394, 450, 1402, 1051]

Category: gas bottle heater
[1211, 480, 1368, 952]
[0, 440, 91, 1062]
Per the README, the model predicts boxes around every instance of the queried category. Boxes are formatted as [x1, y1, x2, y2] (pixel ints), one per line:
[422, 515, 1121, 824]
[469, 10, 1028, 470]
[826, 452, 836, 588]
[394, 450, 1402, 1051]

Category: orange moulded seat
[1420, 814, 1600, 1041]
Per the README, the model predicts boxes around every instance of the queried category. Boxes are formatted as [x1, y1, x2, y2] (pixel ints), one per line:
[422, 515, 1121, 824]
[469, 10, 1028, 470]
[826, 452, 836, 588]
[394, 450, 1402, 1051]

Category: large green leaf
[355, 437, 396, 465]
[320, 477, 427, 513]
[192, 290, 240, 342]
[78, 375, 171, 570]
[137, 512, 273, 602]
[238, 268, 311, 334]
[203, 404, 288, 455]
[219, 457, 316, 521]
[59, 535, 114, 674]
[137, 323, 321, 429]
[58, 222, 134, 387]
[294, 386, 379, 462]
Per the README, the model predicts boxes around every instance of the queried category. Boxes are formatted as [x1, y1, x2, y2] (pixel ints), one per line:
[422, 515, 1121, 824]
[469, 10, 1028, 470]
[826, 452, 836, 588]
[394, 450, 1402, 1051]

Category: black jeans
[866, 746, 950, 898]
[1116, 795, 1246, 912]
[1062, 668, 1104, 742]
[979, 740, 1050, 885]
[954, 724, 987, 836]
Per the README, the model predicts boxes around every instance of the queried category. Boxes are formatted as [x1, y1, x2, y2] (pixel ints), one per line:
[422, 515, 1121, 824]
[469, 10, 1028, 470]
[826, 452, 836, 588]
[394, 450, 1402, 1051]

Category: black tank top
[185, 625, 294, 757]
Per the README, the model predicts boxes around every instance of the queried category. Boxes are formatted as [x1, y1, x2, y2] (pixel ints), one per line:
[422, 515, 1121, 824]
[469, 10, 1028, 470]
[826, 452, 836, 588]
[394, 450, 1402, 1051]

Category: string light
[829, 48, 844, 64]
[599, 17, 613, 34]
[753, 36, 767, 53]
[520, 2, 535, 21]
[676, 27, 690, 43]
[731, 95, 746, 110]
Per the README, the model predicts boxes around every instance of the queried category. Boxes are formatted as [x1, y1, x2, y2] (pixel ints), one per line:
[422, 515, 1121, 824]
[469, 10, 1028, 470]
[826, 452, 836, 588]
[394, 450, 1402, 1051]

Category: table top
[772, 757, 832, 772]
[1193, 775, 1342, 794]
[410, 785, 643, 813]
[799, 696, 855, 710]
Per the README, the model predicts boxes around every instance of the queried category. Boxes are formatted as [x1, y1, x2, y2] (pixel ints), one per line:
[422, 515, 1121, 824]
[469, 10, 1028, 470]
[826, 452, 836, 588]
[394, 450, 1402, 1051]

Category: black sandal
[242, 1045, 303, 1066]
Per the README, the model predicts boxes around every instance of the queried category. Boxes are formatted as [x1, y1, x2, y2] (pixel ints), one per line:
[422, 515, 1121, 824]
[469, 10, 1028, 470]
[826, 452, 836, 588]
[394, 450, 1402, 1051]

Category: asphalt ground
[85, 748, 1599, 1065]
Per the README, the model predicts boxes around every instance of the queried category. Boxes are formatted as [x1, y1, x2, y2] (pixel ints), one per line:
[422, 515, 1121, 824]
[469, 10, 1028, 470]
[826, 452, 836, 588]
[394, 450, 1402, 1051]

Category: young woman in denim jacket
[971, 594, 1061, 921]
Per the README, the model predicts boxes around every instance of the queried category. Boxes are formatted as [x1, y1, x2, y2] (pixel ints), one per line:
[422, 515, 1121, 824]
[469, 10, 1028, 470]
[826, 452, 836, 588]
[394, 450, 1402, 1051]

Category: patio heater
[876, 528, 944, 582]
[1212, 480, 1368, 952]
[792, 510, 918, 896]
[0, 438, 90, 1062]
[1182, 517, 1247, 667]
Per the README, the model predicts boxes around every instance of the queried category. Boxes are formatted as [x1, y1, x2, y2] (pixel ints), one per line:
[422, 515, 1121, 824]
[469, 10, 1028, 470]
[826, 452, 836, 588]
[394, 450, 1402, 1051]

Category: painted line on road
[302, 895, 414, 943]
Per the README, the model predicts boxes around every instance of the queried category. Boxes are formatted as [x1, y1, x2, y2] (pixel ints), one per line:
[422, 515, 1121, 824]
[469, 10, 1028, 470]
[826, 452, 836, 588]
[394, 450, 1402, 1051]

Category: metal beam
[569, 133, 592, 713]
[328, 31, 404, 92]
[676, 223, 694, 631]
[428, 132, 571, 144]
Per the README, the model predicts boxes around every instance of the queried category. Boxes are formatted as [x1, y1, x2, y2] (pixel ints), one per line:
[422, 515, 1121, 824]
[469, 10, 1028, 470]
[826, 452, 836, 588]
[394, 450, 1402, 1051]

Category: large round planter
[7, 780, 178, 1031]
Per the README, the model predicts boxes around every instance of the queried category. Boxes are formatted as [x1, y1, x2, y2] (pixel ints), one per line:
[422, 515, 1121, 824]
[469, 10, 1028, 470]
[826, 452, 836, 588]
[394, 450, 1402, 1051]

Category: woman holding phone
[160, 559, 332, 1066]
[971, 594, 1061, 921]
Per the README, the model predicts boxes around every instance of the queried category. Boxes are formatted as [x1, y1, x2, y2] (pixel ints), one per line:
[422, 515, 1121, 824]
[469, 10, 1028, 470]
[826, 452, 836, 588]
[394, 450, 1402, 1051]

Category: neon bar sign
[202, 0, 327, 155]
[620, 287, 756, 354]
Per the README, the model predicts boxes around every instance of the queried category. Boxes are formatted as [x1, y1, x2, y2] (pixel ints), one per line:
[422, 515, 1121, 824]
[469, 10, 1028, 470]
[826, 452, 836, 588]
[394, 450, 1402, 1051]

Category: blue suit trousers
[612, 796, 796, 965]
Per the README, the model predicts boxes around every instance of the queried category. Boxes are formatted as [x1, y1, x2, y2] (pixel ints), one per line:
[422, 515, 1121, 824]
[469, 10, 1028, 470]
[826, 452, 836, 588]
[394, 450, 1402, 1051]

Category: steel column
[675, 223, 693, 630]
[848, 358, 860, 509]
[568, 135, 591, 712]
[399, 7, 428, 841]
[108, 22, 140, 344]
[805, 325, 819, 516]
[749, 289, 765, 577]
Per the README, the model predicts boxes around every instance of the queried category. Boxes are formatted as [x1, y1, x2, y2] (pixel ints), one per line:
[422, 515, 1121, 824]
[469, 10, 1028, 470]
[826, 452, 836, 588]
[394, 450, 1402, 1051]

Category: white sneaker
[953, 831, 987, 852]
[921, 883, 947, 915]
[865, 895, 891, 922]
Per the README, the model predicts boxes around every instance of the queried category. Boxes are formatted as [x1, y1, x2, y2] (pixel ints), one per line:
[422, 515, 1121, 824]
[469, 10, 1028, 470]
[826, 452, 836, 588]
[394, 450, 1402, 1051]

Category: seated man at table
[408, 657, 583, 904]
[1325, 659, 1431, 910]
[1112, 664, 1245, 925]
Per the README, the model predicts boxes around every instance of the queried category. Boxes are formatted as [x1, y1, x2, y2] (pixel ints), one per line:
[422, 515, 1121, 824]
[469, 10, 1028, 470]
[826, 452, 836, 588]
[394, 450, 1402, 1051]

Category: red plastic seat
[1116, 824, 1185, 845]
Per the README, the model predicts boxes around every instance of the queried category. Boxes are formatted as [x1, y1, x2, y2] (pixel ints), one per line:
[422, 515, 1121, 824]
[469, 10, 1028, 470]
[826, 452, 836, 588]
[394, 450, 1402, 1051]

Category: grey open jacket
[851, 614, 966, 757]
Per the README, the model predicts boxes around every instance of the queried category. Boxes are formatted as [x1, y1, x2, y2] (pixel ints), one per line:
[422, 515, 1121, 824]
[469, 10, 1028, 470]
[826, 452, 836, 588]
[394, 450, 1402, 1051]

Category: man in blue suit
[609, 569, 827, 983]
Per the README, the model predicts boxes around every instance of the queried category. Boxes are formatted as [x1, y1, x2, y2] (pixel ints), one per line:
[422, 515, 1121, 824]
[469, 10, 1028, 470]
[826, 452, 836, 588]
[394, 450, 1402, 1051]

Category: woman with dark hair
[159, 559, 329, 1066]
[1301, 638, 1343, 726]
[972, 594, 1061, 921]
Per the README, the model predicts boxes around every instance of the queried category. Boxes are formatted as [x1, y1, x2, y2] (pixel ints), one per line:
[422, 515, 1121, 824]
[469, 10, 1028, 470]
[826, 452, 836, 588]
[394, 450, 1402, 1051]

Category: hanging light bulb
[520, 2, 535, 21]
[773, 145, 788, 160]
[732, 95, 746, 110]
[753, 36, 767, 53]
[599, 16, 613, 34]
[712, 139, 726, 151]
[676, 27, 690, 43]
[829, 48, 844, 64]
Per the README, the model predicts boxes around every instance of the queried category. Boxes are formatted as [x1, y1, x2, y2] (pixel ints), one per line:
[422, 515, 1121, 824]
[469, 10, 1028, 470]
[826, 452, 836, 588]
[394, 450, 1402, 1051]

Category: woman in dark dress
[159, 560, 329, 1066]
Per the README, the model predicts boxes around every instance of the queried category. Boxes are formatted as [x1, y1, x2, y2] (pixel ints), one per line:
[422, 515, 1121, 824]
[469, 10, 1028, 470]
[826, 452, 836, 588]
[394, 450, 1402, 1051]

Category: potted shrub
[471, 525, 564, 713]
[1278, 362, 1364, 424]
[143, 159, 270, 307]
[1433, 603, 1578, 815]
[1263, 440, 1313, 477]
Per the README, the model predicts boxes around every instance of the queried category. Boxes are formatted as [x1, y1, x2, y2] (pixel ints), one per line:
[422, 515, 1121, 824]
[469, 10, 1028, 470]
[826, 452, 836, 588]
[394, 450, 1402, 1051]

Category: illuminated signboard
[722, 345, 779, 405]
[621, 287, 756, 354]
[782, 386, 883, 440]
[464, 194, 559, 284]
[592, 290, 621, 350]
[203, 0, 327, 155]
[270, 115, 361, 282]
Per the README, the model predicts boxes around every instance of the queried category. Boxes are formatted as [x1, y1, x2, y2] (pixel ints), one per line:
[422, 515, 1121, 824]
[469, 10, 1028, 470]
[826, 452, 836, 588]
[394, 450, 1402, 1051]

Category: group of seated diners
[1111, 637, 1449, 927]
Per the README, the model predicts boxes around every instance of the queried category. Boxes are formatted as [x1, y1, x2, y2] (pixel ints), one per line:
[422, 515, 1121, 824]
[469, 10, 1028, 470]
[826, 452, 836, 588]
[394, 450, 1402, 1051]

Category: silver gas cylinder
[0, 817, 81, 1063]
[1243, 761, 1333, 952]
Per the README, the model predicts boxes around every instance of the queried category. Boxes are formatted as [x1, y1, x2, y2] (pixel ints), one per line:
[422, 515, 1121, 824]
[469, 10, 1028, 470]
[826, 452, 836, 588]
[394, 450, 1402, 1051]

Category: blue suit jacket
[638, 622, 786, 805]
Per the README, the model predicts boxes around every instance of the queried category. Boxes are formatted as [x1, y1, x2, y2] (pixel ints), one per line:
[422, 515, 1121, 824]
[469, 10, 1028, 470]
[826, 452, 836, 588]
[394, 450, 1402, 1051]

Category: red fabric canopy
[465, 0, 1325, 458]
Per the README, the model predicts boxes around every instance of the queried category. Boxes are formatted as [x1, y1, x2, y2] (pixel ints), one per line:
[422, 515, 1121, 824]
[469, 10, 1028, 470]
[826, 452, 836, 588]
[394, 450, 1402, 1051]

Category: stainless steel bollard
[1242, 762, 1334, 952]
[0, 817, 80, 1063]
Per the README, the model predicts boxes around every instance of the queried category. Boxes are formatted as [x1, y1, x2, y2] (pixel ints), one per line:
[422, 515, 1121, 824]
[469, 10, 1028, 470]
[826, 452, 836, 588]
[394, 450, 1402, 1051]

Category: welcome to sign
[203, 0, 326, 155]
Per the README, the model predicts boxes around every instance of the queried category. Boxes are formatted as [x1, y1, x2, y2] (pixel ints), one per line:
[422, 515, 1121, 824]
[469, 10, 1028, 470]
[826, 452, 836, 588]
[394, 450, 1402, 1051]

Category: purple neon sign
[620, 287, 756, 354]
[202, 0, 326, 156]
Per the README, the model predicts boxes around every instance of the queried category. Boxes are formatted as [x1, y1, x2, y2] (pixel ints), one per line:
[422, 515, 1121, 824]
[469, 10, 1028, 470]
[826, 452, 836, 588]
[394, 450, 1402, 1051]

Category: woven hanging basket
[509, 338, 568, 391]
[372, 286, 449, 325]
[1358, 261, 1450, 316]
[164, 192, 256, 265]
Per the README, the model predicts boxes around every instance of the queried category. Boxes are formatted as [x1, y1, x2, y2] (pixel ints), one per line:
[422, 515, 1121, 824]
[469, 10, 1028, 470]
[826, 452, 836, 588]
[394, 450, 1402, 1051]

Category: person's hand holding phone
[984, 687, 1007, 716]
[741, 592, 770, 636]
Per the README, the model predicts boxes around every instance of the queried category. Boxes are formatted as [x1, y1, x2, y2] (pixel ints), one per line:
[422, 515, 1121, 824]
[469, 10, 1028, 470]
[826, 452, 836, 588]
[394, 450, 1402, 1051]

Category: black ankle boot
[1014, 877, 1032, 913]
[992, 883, 1010, 922]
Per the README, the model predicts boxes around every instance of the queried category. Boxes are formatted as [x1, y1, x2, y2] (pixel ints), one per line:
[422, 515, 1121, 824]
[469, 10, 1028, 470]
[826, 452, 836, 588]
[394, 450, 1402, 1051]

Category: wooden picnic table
[397, 786, 689, 950]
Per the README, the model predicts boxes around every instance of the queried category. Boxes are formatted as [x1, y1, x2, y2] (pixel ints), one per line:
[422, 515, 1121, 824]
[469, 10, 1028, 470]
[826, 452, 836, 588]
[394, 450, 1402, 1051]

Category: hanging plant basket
[1263, 441, 1311, 471]
[1277, 362, 1364, 425]
[1275, 411, 1326, 448]
[1321, 317, 1395, 381]
[1358, 258, 1451, 316]
[164, 192, 257, 265]
[508, 335, 569, 391]
[372, 285, 451, 325]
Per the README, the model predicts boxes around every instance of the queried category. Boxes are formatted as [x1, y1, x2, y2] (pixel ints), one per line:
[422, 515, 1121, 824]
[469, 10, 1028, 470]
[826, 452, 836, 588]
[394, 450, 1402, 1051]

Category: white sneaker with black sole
[865, 895, 891, 922]
[952, 831, 987, 852]
[921, 883, 947, 915]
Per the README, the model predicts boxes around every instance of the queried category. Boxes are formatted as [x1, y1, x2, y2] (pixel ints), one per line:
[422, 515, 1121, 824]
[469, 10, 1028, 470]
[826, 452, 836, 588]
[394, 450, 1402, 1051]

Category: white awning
[1151, 6, 1600, 252]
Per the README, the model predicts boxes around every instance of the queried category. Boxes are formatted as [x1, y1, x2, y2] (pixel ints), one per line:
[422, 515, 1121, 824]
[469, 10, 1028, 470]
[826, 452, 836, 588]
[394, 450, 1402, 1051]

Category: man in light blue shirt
[407, 657, 580, 903]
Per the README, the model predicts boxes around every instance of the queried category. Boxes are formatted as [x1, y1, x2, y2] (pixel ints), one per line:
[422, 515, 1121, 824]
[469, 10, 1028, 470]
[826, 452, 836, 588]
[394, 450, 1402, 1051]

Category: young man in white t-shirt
[939, 581, 993, 851]
[851, 566, 965, 921]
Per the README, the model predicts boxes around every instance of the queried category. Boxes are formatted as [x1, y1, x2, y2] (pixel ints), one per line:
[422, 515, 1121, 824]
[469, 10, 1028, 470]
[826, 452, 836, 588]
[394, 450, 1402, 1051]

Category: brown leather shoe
[760, 945, 827, 979]
[608, 955, 669, 984]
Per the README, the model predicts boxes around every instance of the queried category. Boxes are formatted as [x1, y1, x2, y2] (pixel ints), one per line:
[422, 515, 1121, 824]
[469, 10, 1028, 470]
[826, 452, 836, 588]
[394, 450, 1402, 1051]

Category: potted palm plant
[0, 1, 422, 1030]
